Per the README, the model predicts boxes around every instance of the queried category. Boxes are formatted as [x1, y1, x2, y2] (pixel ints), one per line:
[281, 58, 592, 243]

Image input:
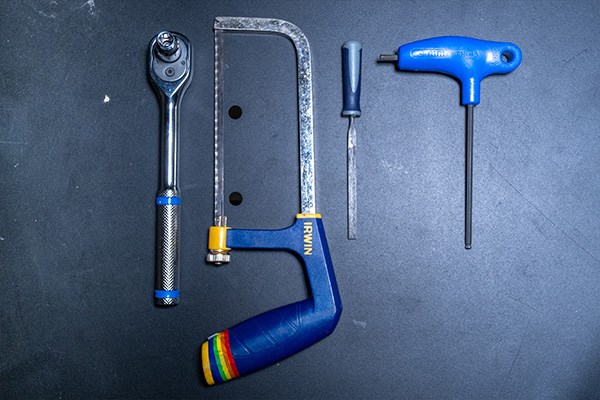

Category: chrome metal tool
[342, 40, 362, 239]
[148, 31, 193, 305]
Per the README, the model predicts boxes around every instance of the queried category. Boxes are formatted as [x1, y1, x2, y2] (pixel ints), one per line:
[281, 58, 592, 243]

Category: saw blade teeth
[213, 28, 226, 226]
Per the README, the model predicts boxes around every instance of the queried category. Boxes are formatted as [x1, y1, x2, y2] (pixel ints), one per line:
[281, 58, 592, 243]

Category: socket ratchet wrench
[148, 31, 193, 305]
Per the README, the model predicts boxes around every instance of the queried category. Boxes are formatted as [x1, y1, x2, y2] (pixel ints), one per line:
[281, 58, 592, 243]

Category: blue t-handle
[395, 36, 522, 105]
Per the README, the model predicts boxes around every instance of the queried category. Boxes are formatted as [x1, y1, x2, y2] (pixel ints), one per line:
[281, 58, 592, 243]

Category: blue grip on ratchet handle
[396, 36, 522, 105]
[201, 216, 342, 384]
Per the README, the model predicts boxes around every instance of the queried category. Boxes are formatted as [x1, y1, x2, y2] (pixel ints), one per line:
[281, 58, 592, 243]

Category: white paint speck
[352, 319, 367, 329]
[81, 0, 97, 16]
[14, 163, 19, 168]
[103, 95, 110, 103]
[37, 10, 57, 19]
[380, 158, 404, 174]
[0, 237, 5, 241]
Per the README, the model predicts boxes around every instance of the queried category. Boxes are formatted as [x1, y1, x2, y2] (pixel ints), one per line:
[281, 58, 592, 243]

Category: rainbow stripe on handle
[201, 330, 239, 385]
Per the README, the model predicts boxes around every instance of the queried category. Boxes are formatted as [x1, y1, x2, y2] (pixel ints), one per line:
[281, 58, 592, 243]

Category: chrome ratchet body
[148, 31, 193, 306]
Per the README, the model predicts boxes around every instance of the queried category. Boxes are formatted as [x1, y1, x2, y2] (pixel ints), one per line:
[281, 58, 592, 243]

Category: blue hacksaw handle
[201, 216, 342, 384]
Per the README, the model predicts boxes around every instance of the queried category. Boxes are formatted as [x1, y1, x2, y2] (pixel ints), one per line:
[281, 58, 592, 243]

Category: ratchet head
[148, 31, 193, 98]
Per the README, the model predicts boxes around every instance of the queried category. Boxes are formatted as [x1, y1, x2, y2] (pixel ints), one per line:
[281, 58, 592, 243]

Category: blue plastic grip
[342, 40, 362, 116]
[156, 196, 180, 205]
[154, 289, 180, 299]
[202, 217, 342, 382]
[396, 36, 522, 105]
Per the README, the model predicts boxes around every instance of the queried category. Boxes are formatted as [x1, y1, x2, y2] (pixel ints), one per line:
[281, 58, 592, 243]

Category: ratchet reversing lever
[148, 31, 193, 305]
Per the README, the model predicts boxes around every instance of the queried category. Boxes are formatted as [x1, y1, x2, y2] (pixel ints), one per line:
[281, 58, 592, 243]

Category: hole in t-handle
[501, 51, 514, 63]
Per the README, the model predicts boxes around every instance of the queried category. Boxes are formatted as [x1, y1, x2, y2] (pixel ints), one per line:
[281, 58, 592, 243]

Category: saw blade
[213, 27, 226, 227]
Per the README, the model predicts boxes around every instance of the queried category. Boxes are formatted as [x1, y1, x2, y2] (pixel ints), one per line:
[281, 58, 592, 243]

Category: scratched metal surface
[1, 0, 599, 399]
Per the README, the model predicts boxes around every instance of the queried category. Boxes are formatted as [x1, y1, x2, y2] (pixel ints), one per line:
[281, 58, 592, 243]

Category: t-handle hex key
[379, 37, 522, 249]
[148, 31, 193, 305]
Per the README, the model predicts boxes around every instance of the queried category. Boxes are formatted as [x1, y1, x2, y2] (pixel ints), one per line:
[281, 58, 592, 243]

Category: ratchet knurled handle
[155, 189, 180, 306]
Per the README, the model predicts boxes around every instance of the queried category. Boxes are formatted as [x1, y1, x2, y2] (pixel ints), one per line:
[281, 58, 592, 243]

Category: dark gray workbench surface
[1, 0, 600, 399]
